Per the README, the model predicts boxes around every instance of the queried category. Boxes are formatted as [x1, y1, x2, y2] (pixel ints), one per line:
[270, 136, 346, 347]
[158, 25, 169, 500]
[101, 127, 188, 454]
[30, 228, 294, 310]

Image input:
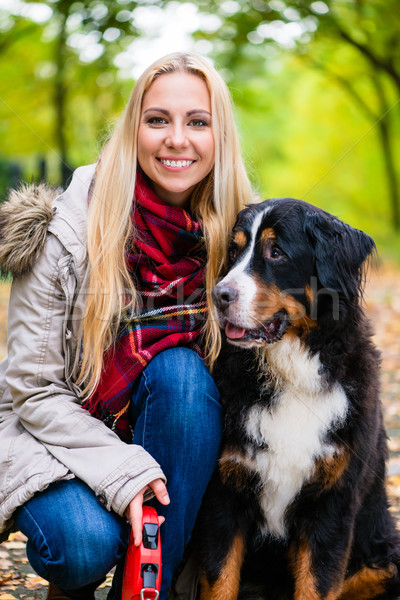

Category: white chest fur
[242, 337, 348, 539]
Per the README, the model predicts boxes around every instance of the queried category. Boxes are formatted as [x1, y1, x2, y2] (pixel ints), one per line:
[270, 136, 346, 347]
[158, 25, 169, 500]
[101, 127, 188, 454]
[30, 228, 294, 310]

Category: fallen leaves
[0, 533, 48, 599]
[364, 264, 400, 519]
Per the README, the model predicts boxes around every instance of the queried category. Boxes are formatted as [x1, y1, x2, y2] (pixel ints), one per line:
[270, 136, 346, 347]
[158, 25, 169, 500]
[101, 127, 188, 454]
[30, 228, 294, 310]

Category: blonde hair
[78, 52, 253, 394]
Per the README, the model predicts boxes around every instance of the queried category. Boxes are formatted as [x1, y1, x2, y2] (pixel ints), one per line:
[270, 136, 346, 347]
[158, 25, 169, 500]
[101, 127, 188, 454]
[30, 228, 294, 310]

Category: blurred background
[0, 0, 399, 259]
[0, 2, 400, 596]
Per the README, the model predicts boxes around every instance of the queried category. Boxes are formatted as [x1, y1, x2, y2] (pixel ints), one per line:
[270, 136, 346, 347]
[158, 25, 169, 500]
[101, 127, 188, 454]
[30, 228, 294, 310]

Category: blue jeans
[14, 348, 222, 599]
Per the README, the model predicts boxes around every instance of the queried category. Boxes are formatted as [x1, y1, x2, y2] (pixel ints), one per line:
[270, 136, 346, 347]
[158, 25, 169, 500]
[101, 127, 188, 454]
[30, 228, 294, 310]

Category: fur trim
[0, 183, 60, 278]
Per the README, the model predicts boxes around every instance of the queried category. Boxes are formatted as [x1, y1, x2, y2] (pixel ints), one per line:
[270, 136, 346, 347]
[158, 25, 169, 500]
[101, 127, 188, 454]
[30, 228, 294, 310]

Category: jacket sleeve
[6, 233, 166, 517]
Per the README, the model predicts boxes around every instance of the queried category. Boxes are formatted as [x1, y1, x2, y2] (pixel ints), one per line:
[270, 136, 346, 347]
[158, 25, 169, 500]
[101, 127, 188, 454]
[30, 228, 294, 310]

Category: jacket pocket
[57, 255, 80, 395]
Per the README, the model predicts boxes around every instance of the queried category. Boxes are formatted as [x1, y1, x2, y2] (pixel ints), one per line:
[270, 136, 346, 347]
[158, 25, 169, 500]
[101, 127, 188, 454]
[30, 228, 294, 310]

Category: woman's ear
[304, 210, 376, 300]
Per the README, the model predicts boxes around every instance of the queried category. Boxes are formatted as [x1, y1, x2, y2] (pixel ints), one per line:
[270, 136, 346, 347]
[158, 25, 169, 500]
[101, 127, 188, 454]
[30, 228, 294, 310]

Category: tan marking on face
[314, 451, 350, 491]
[290, 539, 343, 600]
[200, 534, 246, 600]
[252, 282, 286, 322]
[233, 230, 247, 251]
[339, 563, 397, 600]
[260, 227, 276, 244]
[251, 280, 317, 339]
[253, 282, 305, 321]
[284, 317, 318, 340]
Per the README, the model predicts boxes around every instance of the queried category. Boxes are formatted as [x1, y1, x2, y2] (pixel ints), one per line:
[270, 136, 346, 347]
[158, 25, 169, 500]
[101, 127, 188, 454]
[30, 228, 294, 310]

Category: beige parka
[0, 164, 167, 542]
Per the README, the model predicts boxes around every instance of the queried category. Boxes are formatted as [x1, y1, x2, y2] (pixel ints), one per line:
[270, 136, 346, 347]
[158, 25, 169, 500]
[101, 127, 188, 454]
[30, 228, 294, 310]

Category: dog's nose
[212, 284, 238, 311]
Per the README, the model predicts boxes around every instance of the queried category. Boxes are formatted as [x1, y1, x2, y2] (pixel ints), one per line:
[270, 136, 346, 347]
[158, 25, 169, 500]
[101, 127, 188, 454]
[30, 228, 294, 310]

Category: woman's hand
[126, 478, 170, 546]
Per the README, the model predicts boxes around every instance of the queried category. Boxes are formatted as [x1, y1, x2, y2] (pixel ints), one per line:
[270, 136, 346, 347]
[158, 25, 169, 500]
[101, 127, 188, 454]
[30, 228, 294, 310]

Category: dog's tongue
[225, 323, 246, 339]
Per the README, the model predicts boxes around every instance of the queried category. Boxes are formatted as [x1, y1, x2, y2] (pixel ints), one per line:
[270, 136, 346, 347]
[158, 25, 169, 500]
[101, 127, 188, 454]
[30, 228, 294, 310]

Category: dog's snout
[212, 284, 238, 311]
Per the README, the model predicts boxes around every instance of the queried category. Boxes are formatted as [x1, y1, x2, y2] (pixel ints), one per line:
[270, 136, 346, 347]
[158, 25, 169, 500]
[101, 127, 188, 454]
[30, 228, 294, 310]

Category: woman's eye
[189, 119, 208, 127]
[147, 117, 167, 125]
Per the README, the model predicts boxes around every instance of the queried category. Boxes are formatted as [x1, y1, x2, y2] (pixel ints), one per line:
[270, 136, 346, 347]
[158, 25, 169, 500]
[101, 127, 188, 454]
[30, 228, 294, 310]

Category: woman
[0, 52, 253, 599]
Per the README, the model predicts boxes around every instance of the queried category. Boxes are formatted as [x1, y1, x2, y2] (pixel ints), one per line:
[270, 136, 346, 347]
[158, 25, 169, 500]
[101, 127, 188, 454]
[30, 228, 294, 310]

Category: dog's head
[212, 198, 375, 348]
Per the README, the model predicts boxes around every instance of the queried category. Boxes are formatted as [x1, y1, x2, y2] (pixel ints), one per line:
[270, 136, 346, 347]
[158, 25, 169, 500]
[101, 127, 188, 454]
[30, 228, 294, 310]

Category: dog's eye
[229, 246, 239, 262]
[266, 244, 285, 260]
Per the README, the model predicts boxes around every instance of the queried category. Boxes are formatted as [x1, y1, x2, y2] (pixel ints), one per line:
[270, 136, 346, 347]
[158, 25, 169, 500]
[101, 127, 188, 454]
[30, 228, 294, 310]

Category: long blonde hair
[78, 52, 253, 394]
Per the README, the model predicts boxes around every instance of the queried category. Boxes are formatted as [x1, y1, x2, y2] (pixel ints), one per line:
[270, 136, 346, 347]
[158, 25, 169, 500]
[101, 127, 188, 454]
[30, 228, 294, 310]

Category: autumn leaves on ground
[0, 265, 400, 599]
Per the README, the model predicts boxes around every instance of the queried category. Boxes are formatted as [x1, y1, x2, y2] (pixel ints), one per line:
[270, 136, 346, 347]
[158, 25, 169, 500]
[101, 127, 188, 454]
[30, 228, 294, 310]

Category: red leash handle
[122, 506, 162, 600]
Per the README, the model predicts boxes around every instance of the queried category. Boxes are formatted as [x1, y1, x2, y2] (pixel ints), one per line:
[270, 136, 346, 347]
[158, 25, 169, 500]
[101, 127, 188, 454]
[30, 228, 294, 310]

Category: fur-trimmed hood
[0, 164, 96, 279]
[0, 183, 60, 279]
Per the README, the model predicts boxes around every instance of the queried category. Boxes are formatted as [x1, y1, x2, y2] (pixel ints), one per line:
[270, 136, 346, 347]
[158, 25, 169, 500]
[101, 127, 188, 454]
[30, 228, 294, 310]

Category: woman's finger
[127, 480, 168, 546]
[129, 492, 145, 546]
[149, 478, 170, 505]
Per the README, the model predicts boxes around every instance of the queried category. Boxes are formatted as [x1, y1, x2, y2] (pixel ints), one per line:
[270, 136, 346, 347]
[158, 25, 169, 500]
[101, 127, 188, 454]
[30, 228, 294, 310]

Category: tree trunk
[306, 56, 400, 231]
[54, 12, 71, 186]
[372, 74, 400, 231]
[377, 120, 400, 230]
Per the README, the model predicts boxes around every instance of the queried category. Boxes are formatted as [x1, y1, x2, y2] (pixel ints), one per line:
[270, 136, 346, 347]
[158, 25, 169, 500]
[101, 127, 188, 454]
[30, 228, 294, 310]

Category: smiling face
[137, 71, 215, 207]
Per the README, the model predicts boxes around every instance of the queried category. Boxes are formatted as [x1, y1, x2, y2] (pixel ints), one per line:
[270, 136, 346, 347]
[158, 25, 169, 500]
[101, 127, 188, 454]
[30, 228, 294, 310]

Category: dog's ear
[304, 210, 376, 299]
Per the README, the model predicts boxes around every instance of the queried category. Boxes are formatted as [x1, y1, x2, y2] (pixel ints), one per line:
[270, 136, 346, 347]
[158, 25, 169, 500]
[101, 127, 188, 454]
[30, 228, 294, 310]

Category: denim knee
[135, 348, 221, 442]
[17, 504, 128, 590]
[14, 479, 130, 590]
[142, 347, 221, 409]
[132, 347, 222, 477]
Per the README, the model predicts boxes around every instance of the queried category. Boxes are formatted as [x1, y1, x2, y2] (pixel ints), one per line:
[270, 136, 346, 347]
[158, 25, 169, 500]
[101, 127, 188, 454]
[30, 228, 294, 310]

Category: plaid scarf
[84, 170, 207, 441]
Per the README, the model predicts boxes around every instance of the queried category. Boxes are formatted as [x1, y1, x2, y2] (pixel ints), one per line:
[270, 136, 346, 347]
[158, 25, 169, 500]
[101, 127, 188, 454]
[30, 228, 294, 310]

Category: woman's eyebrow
[142, 107, 211, 117]
[186, 109, 212, 117]
[142, 107, 169, 116]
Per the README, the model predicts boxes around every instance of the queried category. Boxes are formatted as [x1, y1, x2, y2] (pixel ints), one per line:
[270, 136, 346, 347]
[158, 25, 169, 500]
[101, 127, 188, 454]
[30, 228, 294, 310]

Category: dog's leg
[195, 472, 249, 600]
[289, 487, 359, 600]
[289, 442, 400, 600]
[290, 524, 399, 600]
[289, 534, 345, 600]
[338, 563, 398, 600]
[199, 532, 246, 600]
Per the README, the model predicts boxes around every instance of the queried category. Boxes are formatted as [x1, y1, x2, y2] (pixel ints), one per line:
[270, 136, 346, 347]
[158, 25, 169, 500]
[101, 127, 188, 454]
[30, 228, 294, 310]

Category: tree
[0, 0, 166, 184]
[193, 0, 400, 230]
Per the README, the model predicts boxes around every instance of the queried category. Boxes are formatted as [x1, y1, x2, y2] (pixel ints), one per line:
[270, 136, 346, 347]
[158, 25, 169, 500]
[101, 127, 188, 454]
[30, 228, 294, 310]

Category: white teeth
[160, 159, 194, 167]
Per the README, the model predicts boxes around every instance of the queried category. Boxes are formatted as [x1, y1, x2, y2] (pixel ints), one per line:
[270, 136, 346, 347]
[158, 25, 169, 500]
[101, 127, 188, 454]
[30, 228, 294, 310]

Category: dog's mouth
[224, 310, 288, 346]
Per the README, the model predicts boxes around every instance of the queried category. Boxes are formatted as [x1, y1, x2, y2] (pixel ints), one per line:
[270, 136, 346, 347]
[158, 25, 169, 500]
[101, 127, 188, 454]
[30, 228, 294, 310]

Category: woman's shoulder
[49, 163, 96, 267]
[0, 163, 96, 279]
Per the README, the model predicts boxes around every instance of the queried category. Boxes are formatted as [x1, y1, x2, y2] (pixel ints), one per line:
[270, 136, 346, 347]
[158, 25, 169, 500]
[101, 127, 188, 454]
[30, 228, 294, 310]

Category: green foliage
[197, 0, 400, 245]
[0, 0, 398, 260]
[230, 52, 400, 261]
[0, 1, 164, 184]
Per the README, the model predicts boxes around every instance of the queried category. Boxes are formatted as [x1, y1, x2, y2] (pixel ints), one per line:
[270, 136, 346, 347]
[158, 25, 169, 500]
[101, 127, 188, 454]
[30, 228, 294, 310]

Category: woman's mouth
[157, 158, 195, 169]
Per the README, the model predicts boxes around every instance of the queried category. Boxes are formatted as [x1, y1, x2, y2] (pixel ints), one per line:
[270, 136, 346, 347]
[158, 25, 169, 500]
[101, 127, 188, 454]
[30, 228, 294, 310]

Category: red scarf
[84, 171, 207, 441]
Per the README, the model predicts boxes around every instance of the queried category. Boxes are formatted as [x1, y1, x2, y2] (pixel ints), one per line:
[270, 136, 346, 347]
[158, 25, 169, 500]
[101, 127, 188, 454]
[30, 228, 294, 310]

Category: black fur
[195, 199, 400, 600]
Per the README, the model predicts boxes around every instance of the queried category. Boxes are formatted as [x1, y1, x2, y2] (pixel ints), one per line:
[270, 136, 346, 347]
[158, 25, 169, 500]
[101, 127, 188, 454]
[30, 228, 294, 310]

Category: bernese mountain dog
[195, 199, 400, 600]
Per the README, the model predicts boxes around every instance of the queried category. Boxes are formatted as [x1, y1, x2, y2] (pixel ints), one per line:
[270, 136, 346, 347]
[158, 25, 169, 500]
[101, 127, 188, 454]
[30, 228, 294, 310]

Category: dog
[195, 198, 400, 600]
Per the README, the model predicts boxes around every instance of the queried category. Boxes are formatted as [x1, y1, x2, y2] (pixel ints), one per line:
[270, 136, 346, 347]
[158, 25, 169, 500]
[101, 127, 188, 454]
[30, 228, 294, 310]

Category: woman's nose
[165, 123, 189, 149]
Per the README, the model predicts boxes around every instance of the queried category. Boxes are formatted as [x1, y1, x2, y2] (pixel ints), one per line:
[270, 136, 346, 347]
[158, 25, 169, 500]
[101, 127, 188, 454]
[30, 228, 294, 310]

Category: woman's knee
[21, 507, 127, 589]
[144, 347, 221, 408]
[138, 348, 223, 458]
[14, 480, 129, 589]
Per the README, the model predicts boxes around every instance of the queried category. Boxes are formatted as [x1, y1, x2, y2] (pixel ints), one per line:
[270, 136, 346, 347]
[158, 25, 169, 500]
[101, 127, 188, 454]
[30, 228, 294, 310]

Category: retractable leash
[122, 506, 162, 600]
